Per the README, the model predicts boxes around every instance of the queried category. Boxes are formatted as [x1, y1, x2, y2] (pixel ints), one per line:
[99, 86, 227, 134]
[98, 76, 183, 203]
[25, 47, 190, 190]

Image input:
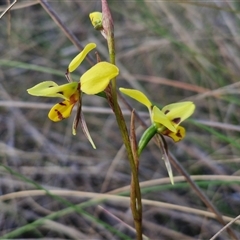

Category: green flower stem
[113, 89, 143, 240]
[107, 32, 117, 103]
[105, 17, 143, 240]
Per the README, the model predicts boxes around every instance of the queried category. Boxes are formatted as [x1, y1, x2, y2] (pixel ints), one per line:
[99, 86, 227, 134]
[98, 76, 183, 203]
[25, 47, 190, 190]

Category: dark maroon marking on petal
[57, 91, 64, 95]
[59, 102, 67, 106]
[49, 85, 54, 88]
[164, 110, 170, 114]
[172, 117, 181, 124]
[176, 130, 182, 138]
[162, 129, 170, 136]
[55, 109, 64, 120]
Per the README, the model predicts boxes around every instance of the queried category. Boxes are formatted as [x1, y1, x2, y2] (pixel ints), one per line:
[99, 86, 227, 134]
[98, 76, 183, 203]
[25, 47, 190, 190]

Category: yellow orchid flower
[27, 43, 119, 148]
[27, 80, 96, 149]
[120, 88, 195, 185]
[119, 88, 195, 142]
[28, 42, 119, 120]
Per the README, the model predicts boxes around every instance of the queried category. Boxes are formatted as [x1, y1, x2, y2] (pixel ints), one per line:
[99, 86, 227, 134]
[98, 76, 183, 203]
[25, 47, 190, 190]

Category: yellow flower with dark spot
[120, 88, 195, 142]
[27, 81, 79, 122]
[27, 43, 120, 148]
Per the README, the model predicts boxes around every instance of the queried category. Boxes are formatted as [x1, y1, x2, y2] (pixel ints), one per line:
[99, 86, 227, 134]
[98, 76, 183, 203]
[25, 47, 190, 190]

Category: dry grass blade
[210, 215, 240, 240]
[1, 188, 240, 227]
[39, 0, 94, 65]
[0, 0, 17, 19]
[0, 0, 38, 12]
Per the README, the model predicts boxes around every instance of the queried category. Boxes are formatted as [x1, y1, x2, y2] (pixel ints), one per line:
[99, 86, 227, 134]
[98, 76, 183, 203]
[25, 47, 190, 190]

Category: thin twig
[39, 0, 94, 66]
[210, 215, 240, 240]
[0, 0, 38, 12]
[130, 110, 142, 237]
[101, 0, 143, 238]
[168, 153, 237, 240]
[0, 0, 17, 19]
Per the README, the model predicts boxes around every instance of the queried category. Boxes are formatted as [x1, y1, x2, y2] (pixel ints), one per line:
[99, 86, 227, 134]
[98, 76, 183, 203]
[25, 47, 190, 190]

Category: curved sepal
[81, 62, 119, 95]
[68, 43, 96, 73]
[119, 88, 152, 110]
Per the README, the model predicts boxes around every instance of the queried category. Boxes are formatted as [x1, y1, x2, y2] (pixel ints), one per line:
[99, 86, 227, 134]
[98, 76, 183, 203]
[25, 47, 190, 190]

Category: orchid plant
[119, 88, 195, 143]
[26, 2, 195, 239]
[27, 42, 119, 148]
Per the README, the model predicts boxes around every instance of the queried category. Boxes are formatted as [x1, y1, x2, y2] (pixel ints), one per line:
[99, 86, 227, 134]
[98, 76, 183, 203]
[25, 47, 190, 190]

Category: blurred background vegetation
[1, 0, 240, 239]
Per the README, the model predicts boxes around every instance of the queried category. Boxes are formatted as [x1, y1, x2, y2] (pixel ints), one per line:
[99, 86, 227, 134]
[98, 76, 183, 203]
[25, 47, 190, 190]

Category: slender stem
[107, 87, 143, 240]
[130, 111, 143, 235]
[107, 32, 117, 110]
[104, 6, 143, 239]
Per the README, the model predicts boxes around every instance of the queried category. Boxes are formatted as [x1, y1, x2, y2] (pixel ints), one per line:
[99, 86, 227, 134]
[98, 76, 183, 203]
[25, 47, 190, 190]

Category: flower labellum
[120, 88, 195, 142]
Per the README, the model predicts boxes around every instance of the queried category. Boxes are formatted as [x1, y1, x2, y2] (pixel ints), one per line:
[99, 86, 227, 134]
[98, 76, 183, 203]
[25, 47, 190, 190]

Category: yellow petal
[48, 100, 75, 122]
[68, 43, 96, 73]
[119, 88, 152, 109]
[81, 62, 119, 95]
[163, 126, 186, 142]
[152, 106, 176, 133]
[89, 12, 103, 30]
[27, 81, 79, 101]
[162, 101, 195, 126]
